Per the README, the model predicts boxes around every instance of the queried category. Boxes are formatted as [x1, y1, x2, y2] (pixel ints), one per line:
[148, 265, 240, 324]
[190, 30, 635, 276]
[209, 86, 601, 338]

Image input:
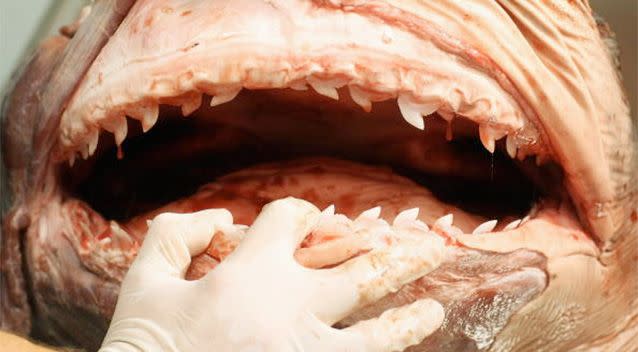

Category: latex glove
[100, 197, 445, 352]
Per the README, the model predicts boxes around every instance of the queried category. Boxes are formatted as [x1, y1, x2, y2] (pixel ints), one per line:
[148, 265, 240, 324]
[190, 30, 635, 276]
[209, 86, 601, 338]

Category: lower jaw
[24, 158, 595, 351]
[24, 90, 600, 350]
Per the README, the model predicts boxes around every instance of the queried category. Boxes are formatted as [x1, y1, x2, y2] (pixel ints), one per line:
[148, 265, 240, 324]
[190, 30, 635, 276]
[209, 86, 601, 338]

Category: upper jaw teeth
[397, 94, 439, 130]
[71, 74, 529, 161]
[210, 87, 242, 107]
[308, 77, 346, 100]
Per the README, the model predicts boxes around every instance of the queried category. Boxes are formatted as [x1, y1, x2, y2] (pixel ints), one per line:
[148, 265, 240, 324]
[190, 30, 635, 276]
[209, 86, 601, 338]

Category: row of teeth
[69, 78, 528, 166]
[324, 205, 529, 237]
[97, 206, 529, 253]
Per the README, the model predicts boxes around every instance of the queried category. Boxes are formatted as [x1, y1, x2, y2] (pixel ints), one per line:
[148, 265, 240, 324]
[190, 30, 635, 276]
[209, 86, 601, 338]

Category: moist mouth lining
[60, 88, 544, 225]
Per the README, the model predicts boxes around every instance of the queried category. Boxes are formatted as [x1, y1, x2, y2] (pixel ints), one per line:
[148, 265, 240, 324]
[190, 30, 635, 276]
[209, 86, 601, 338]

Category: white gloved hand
[100, 197, 445, 352]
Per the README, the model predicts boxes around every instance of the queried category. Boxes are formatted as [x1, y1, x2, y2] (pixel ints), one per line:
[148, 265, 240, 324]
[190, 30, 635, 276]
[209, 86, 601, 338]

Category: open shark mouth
[1, 1, 637, 351]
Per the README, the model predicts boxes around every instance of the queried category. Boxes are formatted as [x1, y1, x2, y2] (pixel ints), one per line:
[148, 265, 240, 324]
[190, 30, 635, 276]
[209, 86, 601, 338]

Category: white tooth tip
[138, 104, 160, 133]
[479, 126, 495, 153]
[506, 135, 517, 158]
[81, 147, 89, 160]
[88, 131, 99, 155]
[434, 213, 453, 228]
[146, 220, 153, 228]
[398, 96, 425, 130]
[472, 219, 498, 235]
[210, 88, 241, 107]
[322, 205, 336, 217]
[68, 154, 76, 167]
[393, 208, 420, 226]
[357, 206, 381, 220]
[181, 94, 203, 116]
[503, 219, 522, 231]
[309, 81, 339, 100]
[111, 118, 128, 146]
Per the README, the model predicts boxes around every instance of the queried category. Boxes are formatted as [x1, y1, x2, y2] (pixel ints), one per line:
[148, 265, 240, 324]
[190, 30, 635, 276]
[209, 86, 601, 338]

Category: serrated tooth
[506, 134, 518, 158]
[397, 95, 425, 130]
[479, 125, 495, 153]
[503, 219, 522, 231]
[472, 219, 498, 234]
[348, 85, 372, 112]
[181, 93, 202, 116]
[308, 79, 339, 100]
[68, 153, 76, 167]
[88, 129, 99, 156]
[393, 208, 420, 226]
[356, 206, 381, 221]
[210, 87, 241, 107]
[434, 213, 453, 228]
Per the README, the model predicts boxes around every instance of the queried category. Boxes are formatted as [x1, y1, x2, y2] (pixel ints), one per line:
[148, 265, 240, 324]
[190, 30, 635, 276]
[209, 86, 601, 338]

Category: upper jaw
[52, 0, 635, 244]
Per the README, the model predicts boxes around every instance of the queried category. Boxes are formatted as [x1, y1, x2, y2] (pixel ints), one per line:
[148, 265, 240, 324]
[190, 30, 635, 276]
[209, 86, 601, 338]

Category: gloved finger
[133, 209, 233, 277]
[229, 197, 320, 259]
[310, 235, 444, 325]
[340, 298, 445, 352]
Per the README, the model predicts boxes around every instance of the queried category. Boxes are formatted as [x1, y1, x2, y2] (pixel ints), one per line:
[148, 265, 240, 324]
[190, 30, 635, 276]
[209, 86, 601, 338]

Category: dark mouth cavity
[60, 88, 547, 223]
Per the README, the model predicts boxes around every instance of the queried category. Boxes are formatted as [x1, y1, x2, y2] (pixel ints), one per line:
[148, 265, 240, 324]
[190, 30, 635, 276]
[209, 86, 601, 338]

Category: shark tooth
[398, 95, 425, 130]
[472, 220, 498, 234]
[129, 103, 160, 133]
[479, 125, 496, 153]
[68, 153, 76, 167]
[88, 129, 99, 156]
[506, 134, 518, 158]
[321, 204, 336, 217]
[393, 208, 420, 226]
[101, 116, 128, 146]
[434, 213, 454, 228]
[290, 81, 308, 91]
[80, 145, 89, 160]
[210, 87, 241, 107]
[113, 118, 128, 146]
[356, 206, 382, 221]
[348, 85, 372, 112]
[181, 93, 202, 116]
[503, 219, 522, 231]
[308, 79, 339, 100]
